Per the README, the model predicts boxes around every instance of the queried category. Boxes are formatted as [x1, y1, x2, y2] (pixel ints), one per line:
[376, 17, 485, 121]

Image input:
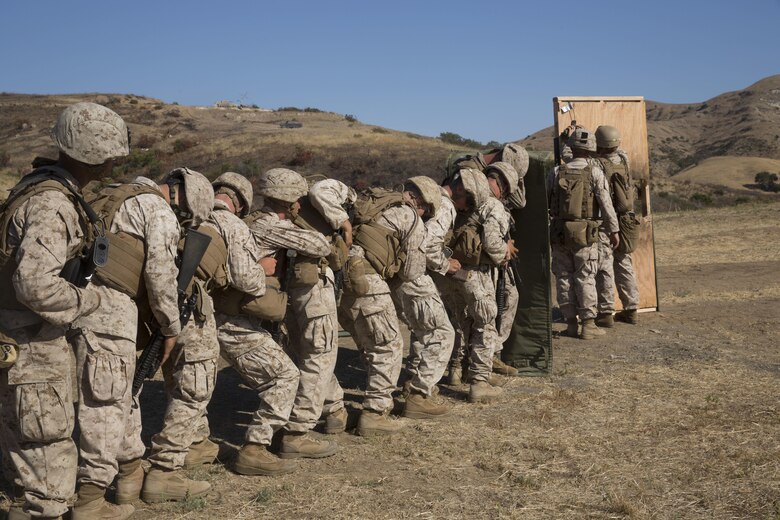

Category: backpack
[597, 156, 635, 215]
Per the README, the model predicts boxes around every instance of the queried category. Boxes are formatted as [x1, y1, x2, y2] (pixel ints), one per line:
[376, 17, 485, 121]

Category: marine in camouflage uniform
[71, 175, 181, 514]
[439, 167, 512, 403]
[338, 185, 427, 435]
[593, 126, 641, 326]
[547, 127, 620, 340]
[0, 103, 128, 520]
[184, 171, 302, 477]
[142, 168, 218, 503]
[390, 176, 454, 418]
[245, 169, 338, 464]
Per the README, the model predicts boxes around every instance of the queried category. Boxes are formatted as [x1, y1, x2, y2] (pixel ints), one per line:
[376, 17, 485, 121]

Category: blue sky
[1, 0, 777, 143]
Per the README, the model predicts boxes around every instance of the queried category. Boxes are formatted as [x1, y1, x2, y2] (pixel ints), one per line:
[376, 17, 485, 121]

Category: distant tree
[439, 132, 483, 149]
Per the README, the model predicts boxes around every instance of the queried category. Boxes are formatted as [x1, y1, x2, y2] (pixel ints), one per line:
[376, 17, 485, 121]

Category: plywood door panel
[552, 96, 659, 311]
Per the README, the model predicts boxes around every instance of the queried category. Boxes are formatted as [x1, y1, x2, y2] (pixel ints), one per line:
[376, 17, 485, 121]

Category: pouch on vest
[353, 221, 403, 279]
[611, 172, 634, 215]
[184, 225, 228, 292]
[557, 174, 585, 220]
[290, 257, 322, 288]
[94, 231, 146, 298]
[343, 256, 370, 297]
[328, 234, 349, 272]
[562, 220, 599, 249]
[450, 224, 483, 267]
[240, 276, 288, 321]
[617, 213, 640, 254]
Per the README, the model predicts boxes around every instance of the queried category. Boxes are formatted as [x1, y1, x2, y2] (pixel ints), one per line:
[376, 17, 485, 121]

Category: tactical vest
[551, 163, 598, 221]
[352, 188, 413, 279]
[85, 183, 165, 299]
[290, 198, 343, 286]
[597, 156, 634, 215]
[189, 222, 229, 291]
[448, 211, 493, 267]
[0, 168, 94, 310]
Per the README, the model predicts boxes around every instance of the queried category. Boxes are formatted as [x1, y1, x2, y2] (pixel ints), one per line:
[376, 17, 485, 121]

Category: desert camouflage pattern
[495, 272, 519, 350]
[249, 209, 332, 259]
[51, 102, 129, 165]
[286, 268, 345, 431]
[549, 158, 619, 320]
[208, 199, 266, 294]
[148, 305, 220, 470]
[596, 151, 640, 312]
[217, 313, 300, 445]
[308, 178, 357, 230]
[392, 274, 454, 396]
[72, 329, 144, 488]
[165, 168, 215, 227]
[256, 168, 309, 203]
[339, 203, 426, 412]
[0, 171, 101, 518]
[248, 203, 343, 432]
[425, 190, 457, 275]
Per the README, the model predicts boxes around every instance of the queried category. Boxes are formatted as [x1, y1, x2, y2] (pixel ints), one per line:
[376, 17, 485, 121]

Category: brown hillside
[521, 75, 780, 178]
[0, 93, 471, 190]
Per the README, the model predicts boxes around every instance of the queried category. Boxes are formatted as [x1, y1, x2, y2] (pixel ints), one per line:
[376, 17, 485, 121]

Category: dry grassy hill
[675, 156, 780, 192]
[0, 93, 471, 194]
[521, 75, 780, 180]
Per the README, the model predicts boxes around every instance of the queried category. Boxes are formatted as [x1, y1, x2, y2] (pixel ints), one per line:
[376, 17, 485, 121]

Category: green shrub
[345, 114, 357, 123]
[690, 193, 712, 205]
[371, 127, 389, 134]
[713, 188, 724, 196]
[439, 132, 483, 149]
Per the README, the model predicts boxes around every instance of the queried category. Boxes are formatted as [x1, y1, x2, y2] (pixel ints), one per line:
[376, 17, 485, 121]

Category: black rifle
[270, 248, 297, 344]
[132, 228, 212, 396]
[495, 264, 507, 333]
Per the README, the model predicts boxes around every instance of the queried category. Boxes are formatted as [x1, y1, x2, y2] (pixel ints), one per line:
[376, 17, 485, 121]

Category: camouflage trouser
[495, 269, 519, 354]
[437, 269, 498, 382]
[148, 308, 220, 471]
[73, 330, 144, 488]
[0, 322, 76, 519]
[393, 275, 454, 396]
[596, 231, 617, 314]
[216, 313, 299, 446]
[551, 241, 599, 320]
[285, 274, 344, 433]
[614, 251, 640, 310]
[339, 274, 403, 413]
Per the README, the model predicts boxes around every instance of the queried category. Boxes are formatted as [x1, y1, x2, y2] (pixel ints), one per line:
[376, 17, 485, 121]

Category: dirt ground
[1, 201, 779, 519]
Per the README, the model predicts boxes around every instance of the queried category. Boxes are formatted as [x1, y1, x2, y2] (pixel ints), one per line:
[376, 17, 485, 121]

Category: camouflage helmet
[458, 168, 491, 209]
[567, 127, 597, 152]
[484, 161, 518, 197]
[51, 102, 129, 165]
[257, 168, 308, 203]
[164, 167, 215, 226]
[406, 175, 441, 218]
[499, 143, 529, 178]
[213, 171, 253, 216]
[595, 125, 621, 149]
[303, 173, 329, 188]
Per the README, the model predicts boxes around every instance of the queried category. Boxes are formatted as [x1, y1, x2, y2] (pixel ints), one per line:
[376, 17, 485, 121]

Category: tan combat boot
[356, 409, 406, 436]
[595, 313, 614, 328]
[447, 365, 463, 386]
[468, 381, 503, 403]
[72, 483, 134, 520]
[580, 318, 607, 340]
[323, 407, 348, 434]
[403, 390, 452, 419]
[183, 438, 219, 469]
[615, 309, 638, 324]
[492, 356, 519, 376]
[564, 318, 579, 337]
[234, 443, 297, 476]
[279, 432, 338, 459]
[141, 467, 210, 503]
[116, 458, 144, 505]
